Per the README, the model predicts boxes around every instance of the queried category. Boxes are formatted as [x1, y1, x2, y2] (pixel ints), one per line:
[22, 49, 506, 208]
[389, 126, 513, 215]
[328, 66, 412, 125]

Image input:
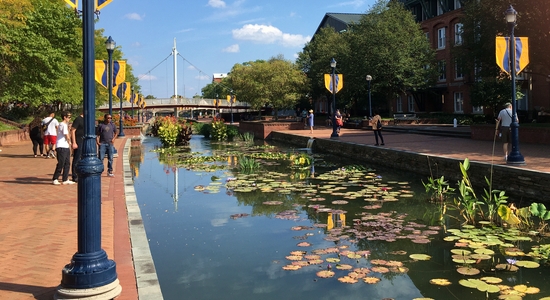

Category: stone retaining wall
[0, 129, 27, 146]
[238, 121, 303, 140]
[271, 131, 550, 203]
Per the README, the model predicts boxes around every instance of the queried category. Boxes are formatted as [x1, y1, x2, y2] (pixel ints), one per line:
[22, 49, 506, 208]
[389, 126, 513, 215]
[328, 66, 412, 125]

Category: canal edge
[123, 138, 164, 299]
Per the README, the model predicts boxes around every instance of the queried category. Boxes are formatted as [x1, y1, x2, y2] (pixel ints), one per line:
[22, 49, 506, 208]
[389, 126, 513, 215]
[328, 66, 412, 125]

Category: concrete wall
[271, 131, 550, 203]
[239, 121, 303, 140]
[471, 125, 550, 145]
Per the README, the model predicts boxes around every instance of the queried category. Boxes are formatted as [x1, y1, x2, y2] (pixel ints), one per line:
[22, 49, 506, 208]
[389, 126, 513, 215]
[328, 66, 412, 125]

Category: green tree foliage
[229, 56, 308, 118]
[0, 0, 81, 107]
[297, 0, 437, 114]
[348, 0, 437, 107]
[201, 77, 232, 99]
[457, 0, 550, 112]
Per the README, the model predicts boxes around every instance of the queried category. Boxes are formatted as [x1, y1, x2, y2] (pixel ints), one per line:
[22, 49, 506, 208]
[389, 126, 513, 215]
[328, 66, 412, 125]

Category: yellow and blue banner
[324, 74, 344, 94]
[96, 0, 113, 10]
[496, 37, 529, 75]
[95, 60, 126, 88]
[226, 95, 236, 104]
[115, 82, 131, 101]
[64, 0, 77, 9]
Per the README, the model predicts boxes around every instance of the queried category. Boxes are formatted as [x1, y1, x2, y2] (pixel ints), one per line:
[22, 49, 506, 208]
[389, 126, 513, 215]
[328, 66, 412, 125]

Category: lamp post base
[506, 153, 525, 165]
[55, 279, 121, 300]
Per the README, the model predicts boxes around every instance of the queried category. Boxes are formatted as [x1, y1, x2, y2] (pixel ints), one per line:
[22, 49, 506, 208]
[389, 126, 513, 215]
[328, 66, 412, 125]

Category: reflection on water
[131, 136, 550, 300]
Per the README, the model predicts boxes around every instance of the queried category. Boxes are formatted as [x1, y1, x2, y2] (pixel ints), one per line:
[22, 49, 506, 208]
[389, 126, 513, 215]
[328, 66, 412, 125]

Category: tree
[348, 0, 437, 110]
[201, 78, 232, 99]
[456, 0, 550, 113]
[0, 0, 81, 108]
[297, 27, 349, 113]
[228, 56, 308, 119]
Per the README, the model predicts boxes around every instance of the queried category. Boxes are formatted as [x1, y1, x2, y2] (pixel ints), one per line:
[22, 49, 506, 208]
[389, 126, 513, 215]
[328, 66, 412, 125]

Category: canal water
[131, 136, 550, 300]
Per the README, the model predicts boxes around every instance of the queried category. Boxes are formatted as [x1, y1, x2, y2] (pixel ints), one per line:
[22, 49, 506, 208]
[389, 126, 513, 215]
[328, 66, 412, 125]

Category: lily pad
[409, 254, 431, 261]
[362, 277, 381, 284]
[514, 260, 540, 268]
[456, 267, 480, 275]
[316, 270, 335, 278]
[429, 278, 451, 286]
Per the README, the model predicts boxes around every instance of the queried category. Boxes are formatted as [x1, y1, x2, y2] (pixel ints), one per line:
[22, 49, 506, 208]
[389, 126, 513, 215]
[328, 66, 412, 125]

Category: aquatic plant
[238, 155, 261, 172]
[151, 116, 193, 147]
[288, 153, 312, 168]
[239, 132, 254, 142]
[454, 159, 484, 225]
[422, 175, 454, 202]
[530, 203, 550, 232]
[210, 118, 228, 141]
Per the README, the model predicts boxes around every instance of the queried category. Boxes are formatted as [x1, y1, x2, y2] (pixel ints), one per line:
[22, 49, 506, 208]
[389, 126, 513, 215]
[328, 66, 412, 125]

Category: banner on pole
[115, 82, 131, 101]
[94, 60, 126, 88]
[324, 74, 343, 94]
[496, 36, 529, 75]
[96, 0, 113, 11]
[64, 0, 77, 9]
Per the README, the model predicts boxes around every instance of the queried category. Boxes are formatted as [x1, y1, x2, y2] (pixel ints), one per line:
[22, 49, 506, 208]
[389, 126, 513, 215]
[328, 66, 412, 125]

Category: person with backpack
[96, 114, 117, 177]
[370, 111, 384, 146]
[42, 111, 59, 158]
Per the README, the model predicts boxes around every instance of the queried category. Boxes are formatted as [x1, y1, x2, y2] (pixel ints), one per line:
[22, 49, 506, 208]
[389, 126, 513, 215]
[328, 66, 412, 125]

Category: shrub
[210, 118, 227, 141]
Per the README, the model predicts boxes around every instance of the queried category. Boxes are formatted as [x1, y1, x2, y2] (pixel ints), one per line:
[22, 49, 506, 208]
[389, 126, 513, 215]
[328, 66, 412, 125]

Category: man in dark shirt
[70, 113, 84, 182]
[96, 114, 117, 177]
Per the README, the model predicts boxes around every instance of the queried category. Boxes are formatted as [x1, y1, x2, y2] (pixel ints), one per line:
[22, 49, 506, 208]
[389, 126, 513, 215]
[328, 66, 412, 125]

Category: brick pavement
[279, 126, 550, 173]
[0, 138, 137, 300]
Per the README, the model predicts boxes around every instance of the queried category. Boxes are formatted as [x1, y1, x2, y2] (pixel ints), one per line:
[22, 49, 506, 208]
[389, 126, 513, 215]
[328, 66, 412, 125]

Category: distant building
[213, 73, 227, 83]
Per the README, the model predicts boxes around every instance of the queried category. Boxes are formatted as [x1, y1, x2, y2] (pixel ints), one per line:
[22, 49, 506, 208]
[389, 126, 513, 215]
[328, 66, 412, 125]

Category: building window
[454, 92, 464, 113]
[437, 1, 444, 15]
[454, 0, 462, 9]
[473, 106, 483, 114]
[437, 28, 446, 49]
[455, 59, 463, 80]
[407, 95, 415, 112]
[396, 96, 403, 113]
[438, 60, 447, 81]
[454, 23, 463, 45]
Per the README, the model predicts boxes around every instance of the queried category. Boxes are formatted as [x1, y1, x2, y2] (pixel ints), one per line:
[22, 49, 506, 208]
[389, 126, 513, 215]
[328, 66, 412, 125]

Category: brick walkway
[0, 138, 137, 300]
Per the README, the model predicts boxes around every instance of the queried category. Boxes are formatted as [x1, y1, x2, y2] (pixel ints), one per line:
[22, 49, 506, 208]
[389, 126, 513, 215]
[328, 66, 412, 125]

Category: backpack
[42, 117, 55, 134]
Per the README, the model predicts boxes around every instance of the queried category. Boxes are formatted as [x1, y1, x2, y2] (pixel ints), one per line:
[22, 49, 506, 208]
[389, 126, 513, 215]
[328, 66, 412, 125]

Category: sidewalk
[0, 138, 138, 300]
[278, 125, 550, 173]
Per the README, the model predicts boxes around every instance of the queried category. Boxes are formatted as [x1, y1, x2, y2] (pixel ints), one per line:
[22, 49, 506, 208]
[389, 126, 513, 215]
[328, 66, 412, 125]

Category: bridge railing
[97, 98, 247, 109]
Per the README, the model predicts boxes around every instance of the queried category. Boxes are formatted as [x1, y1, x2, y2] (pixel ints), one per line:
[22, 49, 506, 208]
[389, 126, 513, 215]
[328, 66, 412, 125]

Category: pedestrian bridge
[98, 97, 250, 116]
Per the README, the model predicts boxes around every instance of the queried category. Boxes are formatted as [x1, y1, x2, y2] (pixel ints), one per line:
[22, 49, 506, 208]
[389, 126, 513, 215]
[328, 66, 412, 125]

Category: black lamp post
[505, 5, 525, 165]
[366, 75, 372, 117]
[131, 86, 134, 119]
[118, 87, 125, 138]
[330, 58, 338, 138]
[56, 0, 120, 297]
[230, 91, 234, 124]
[105, 36, 115, 118]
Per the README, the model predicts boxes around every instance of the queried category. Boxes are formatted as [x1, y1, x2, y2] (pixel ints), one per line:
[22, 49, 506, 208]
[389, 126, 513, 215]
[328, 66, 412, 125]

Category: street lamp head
[105, 36, 116, 52]
[366, 75, 372, 82]
[330, 58, 337, 68]
[505, 5, 517, 24]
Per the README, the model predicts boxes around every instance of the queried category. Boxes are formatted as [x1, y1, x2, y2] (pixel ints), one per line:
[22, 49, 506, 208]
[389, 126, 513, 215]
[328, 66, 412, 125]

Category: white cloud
[222, 44, 240, 53]
[208, 0, 226, 8]
[196, 74, 211, 81]
[124, 13, 143, 21]
[139, 74, 157, 81]
[232, 24, 310, 47]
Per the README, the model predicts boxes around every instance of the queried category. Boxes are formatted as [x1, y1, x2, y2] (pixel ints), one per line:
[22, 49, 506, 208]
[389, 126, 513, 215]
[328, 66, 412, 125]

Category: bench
[393, 113, 418, 125]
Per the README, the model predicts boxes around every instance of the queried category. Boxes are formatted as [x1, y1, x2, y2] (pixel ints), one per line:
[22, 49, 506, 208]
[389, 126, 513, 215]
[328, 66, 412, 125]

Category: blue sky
[92, 0, 376, 98]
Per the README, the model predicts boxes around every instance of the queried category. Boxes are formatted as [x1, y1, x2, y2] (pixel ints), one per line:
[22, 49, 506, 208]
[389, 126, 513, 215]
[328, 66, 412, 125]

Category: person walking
[28, 115, 45, 157]
[497, 102, 517, 161]
[97, 114, 117, 177]
[335, 109, 343, 133]
[371, 111, 384, 146]
[42, 111, 59, 158]
[307, 109, 314, 134]
[52, 111, 75, 185]
[70, 112, 84, 182]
